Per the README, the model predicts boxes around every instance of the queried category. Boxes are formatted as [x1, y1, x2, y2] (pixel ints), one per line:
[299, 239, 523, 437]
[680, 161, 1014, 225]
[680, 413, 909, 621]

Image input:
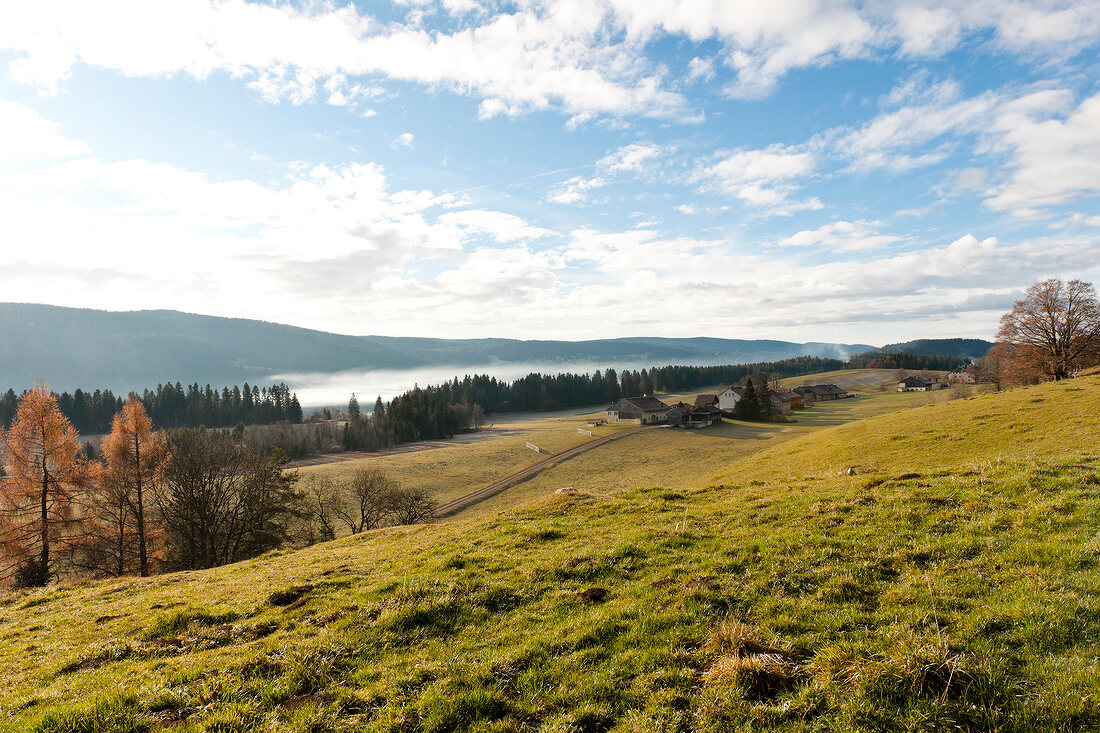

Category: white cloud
[391, 132, 415, 149]
[983, 90, 1100, 217]
[837, 78, 997, 171]
[0, 99, 90, 160]
[2, 0, 1098, 127]
[596, 142, 666, 175]
[0, 0, 695, 122]
[777, 220, 903, 252]
[547, 175, 607, 205]
[547, 141, 668, 204]
[694, 144, 822, 215]
[436, 209, 556, 242]
[0, 100, 576, 334]
[686, 56, 715, 83]
[1051, 212, 1100, 229]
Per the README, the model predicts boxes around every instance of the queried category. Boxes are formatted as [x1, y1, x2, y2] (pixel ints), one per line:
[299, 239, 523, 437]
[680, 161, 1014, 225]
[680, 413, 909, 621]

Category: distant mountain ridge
[876, 338, 994, 360]
[0, 303, 986, 393]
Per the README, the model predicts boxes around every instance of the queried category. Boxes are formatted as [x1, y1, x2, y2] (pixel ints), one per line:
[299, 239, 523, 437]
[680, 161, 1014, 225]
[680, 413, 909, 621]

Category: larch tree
[100, 398, 166, 576]
[996, 278, 1100, 382]
[0, 385, 85, 586]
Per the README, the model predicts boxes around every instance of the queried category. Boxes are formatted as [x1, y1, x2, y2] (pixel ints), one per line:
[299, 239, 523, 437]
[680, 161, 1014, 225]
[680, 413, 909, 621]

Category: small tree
[348, 394, 361, 419]
[996, 278, 1100, 382]
[387, 486, 437, 525]
[334, 466, 399, 534]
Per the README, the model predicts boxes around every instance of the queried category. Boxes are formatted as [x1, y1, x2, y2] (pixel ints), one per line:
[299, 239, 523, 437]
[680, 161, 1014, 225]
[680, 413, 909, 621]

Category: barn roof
[622, 395, 670, 411]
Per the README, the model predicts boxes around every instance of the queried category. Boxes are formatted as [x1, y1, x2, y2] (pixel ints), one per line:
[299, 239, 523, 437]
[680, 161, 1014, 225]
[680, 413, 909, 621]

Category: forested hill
[879, 338, 994, 359]
[0, 304, 422, 392]
[0, 303, 884, 392]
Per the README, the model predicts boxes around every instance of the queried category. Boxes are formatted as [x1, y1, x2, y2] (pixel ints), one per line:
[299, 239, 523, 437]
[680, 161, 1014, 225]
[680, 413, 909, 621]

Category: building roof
[772, 387, 801, 399]
[693, 394, 719, 407]
[621, 395, 671, 411]
[900, 376, 932, 387]
[799, 383, 848, 396]
[691, 404, 723, 416]
[722, 385, 746, 397]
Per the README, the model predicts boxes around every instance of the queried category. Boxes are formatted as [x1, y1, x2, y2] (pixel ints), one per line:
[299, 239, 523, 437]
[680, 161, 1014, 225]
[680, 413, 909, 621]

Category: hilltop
[1, 303, 887, 392]
[2, 376, 1098, 731]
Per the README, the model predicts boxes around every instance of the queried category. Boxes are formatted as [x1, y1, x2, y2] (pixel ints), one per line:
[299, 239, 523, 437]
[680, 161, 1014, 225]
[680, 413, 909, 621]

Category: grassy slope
[2, 379, 1100, 731]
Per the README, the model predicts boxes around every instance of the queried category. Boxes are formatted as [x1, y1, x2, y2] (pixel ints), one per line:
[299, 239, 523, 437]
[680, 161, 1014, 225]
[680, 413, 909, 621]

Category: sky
[0, 0, 1098, 346]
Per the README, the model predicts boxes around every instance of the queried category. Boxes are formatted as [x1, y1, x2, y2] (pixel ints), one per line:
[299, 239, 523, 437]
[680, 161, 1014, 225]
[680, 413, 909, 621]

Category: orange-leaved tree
[0, 385, 85, 586]
[99, 397, 166, 577]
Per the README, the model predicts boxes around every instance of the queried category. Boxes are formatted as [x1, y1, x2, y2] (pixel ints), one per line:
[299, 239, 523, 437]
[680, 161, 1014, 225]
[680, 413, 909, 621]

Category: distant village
[604, 364, 977, 429]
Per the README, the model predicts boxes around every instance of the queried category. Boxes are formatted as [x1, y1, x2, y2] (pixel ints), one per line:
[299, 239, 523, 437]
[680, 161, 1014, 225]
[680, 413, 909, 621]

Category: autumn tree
[0, 385, 85, 586]
[997, 278, 1100, 382]
[73, 461, 141, 578]
[98, 398, 166, 576]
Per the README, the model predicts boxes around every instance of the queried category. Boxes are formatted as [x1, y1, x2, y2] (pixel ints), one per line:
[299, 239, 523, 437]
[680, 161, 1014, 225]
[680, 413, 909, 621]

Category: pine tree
[733, 378, 763, 421]
[348, 393, 361, 419]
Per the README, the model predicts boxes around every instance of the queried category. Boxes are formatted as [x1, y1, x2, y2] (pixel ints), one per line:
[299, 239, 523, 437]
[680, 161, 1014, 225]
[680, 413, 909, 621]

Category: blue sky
[1, 0, 1098, 346]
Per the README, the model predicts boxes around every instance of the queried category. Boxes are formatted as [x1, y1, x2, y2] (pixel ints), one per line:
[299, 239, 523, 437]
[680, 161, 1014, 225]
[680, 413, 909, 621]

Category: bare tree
[304, 476, 340, 544]
[387, 486, 438, 525]
[156, 429, 302, 570]
[333, 466, 398, 534]
[997, 278, 1100, 382]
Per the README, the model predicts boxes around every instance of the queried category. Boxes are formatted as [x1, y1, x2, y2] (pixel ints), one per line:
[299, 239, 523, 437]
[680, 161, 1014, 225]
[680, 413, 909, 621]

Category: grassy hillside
[2, 378, 1100, 731]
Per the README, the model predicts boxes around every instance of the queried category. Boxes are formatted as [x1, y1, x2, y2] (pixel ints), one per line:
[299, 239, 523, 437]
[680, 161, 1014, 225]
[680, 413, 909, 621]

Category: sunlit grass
[2, 376, 1100, 730]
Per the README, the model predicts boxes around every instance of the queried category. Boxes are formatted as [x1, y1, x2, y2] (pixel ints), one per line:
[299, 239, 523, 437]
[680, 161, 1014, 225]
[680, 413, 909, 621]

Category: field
[297, 416, 630, 507]
[301, 370, 931, 521]
[2, 374, 1100, 731]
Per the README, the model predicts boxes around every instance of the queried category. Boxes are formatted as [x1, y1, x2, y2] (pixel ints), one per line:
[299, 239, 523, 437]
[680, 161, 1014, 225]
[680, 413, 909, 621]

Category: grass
[298, 416, 629, 506]
[2, 376, 1100, 730]
[779, 367, 912, 392]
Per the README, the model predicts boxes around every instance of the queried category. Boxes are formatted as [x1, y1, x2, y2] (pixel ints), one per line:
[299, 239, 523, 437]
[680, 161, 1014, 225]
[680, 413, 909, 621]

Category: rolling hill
[1, 376, 1098, 731]
[0, 303, 885, 392]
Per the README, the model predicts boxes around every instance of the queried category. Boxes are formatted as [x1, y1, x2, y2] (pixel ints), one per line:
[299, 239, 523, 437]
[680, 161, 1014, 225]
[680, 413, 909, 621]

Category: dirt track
[431, 425, 654, 518]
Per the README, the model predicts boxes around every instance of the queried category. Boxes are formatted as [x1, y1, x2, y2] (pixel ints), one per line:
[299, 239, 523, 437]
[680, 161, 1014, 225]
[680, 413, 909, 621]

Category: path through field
[432, 424, 654, 517]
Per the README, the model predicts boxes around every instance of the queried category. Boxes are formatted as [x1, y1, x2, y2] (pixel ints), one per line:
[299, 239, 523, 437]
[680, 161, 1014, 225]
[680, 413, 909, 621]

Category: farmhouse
[773, 387, 803, 409]
[948, 365, 976, 384]
[897, 376, 942, 392]
[717, 385, 745, 413]
[686, 404, 723, 428]
[794, 384, 849, 402]
[668, 401, 722, 428]
[767, 388, 803, 415]
[606, 395, 671, 425]
[666, 402, 692, 427]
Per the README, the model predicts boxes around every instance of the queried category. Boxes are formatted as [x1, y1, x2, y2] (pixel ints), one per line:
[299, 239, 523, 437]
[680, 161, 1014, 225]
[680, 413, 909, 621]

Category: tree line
[0, 382, 304, 435]
[846, 351, 961, 371]
[0, 387, 431, 588]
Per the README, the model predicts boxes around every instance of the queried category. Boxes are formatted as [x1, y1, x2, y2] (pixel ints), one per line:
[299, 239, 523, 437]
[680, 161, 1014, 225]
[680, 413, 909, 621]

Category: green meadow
[2, 373, 1100, 731]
